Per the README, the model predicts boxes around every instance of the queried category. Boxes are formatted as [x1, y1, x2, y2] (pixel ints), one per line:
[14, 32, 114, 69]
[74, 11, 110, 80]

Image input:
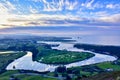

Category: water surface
[6, 42, 117, 72]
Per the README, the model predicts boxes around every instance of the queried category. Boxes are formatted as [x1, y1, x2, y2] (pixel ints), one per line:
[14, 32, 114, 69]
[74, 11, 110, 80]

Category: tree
[13, 65, 16, 69]
[55, 66, 67, 73]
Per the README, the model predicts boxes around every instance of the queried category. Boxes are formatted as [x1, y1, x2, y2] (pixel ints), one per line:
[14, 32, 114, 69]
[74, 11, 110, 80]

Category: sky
[0, 0, 120, 36]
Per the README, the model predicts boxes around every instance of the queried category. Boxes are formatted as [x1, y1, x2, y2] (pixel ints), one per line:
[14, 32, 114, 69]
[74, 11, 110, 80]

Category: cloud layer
[0, 0, 120, 29]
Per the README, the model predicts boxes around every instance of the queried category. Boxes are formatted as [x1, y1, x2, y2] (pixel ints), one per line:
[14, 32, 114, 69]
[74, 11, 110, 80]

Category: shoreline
[6, 42, 117, 72]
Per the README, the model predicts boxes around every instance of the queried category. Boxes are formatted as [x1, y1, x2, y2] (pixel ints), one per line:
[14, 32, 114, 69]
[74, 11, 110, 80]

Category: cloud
[29, 5, 38, 13]
[65, 0, 78, 10]
[93, 11, 109, 17]
[0, 0, 120, 30]
[106, 4, 120, 9]
[31, 0, 78, 11]
[40, 0, 63, 11]
[1, 13, 119, 30]
[86, 0, 95, 9]
[81, 0, 97, 9]
[98, 14, 120, 23]
[0, 1, 16, 28]
[0, 4, 120, 29]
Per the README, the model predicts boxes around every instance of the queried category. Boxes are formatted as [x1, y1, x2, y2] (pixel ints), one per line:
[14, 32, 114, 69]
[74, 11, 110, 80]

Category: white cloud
[90, 11, 110, 17]
[0, 1, 16, 28]
[106, 4, 114, 9]
[106, 4, 120, 9]
[81, 0, 96, 9]
[0, 0, 120, 30]
[0, 9, 120, 29]
[98, 14, 120, 23]
[65, 0, 78, 10]
[6, 1, 16, 10]
[36, 0, 79, 11]
[42, 0, 59, 11]
[86, 0, 94, 9]
[81, 0, 105, 10]
[29, 5, 38, 13]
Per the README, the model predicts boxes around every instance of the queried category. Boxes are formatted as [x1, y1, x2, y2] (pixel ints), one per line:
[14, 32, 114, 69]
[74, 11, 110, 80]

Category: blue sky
[0, 0, 120, 35]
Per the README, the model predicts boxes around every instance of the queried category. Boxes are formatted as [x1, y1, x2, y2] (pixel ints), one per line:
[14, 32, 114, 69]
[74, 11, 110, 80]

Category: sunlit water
[0, 51, 19, 54]
[1, 26, 120, 46]
[6, 42, 117, 72]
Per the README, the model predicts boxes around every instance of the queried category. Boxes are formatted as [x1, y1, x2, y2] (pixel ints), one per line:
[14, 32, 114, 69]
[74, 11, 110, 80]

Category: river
[6, 42, 117, 72]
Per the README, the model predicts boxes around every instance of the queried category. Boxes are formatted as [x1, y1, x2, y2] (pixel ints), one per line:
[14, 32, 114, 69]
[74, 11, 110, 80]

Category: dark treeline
[18, 70, 50, 74]
[0, 39, 51, 61]
[74, 44, 120, 58]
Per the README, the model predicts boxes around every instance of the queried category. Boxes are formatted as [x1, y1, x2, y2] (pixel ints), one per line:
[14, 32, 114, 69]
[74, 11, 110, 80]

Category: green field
[96, 61, 120, 71]
[0, 70, 57, 80]
[0, 51, 26, 73]
[86, 71, 120, 80]
[37, 49, 95, 64]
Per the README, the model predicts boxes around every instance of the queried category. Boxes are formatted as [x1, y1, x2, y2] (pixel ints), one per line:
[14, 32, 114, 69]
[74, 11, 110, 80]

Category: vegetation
[0, 38, 94, 65]
[35, 47, 95, 64]
[40, 50, 94, 64]
[0, 37, 120, 80]
[0, 51, 26, 73]
[0, 70, 57, 80]
[96, 61, 120, 71]
[84, 71, 120, 80]
[65, 60, 120, 79]
[15, 75, 57, 80]
[74, 44, 120, 58]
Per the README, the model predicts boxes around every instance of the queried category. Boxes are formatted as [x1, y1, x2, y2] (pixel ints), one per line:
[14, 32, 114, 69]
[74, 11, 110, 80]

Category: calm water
[1, 26, 120, 46]
[6, 42, 117, 72]
[72, 35, 120, 46]
[32, 26, 120, 46]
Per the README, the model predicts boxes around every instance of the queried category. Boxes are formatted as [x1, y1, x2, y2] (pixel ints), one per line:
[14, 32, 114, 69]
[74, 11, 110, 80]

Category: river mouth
[6, 41, 117, 72]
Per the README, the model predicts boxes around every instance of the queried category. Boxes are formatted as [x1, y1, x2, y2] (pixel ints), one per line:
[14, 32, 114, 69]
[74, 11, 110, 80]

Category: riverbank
[0, 51, 26, 73]
[74, 43, 120, 58]
[6, 42, 117, 72]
